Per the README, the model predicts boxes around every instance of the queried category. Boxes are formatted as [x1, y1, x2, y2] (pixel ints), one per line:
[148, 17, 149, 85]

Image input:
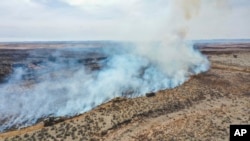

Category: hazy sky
[0, 0, 249, 41]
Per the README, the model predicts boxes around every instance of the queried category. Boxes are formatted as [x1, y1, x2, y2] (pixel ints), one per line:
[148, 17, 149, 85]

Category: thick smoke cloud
[0, 0, 211, 132]
[0, 43, 209, 132]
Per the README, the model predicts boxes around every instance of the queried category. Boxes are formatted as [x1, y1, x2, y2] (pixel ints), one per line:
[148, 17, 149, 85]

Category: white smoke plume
[0, 0, 212, 132]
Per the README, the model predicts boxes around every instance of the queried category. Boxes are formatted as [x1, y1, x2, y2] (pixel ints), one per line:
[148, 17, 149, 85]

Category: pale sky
[0, 0, 249, 41]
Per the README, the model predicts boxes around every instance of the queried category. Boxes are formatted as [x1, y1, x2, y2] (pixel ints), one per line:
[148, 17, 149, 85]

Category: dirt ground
[0, 42, 250, 141]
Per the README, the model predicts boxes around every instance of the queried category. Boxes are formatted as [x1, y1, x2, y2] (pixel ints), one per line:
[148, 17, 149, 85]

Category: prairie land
[0, 41, 249, 141]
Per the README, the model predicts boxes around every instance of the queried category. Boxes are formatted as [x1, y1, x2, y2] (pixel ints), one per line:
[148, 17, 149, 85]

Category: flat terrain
[0, 42, 250, 141]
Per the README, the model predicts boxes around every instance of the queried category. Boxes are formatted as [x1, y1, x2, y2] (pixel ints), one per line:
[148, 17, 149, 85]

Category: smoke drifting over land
[0, 0, 211, 131]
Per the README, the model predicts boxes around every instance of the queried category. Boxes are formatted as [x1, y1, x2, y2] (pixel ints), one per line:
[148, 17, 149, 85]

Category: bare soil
[0, 42, 250, 141]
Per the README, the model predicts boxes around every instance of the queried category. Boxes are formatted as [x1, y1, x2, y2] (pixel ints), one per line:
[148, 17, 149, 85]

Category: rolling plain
[0, 41, 249, 141]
